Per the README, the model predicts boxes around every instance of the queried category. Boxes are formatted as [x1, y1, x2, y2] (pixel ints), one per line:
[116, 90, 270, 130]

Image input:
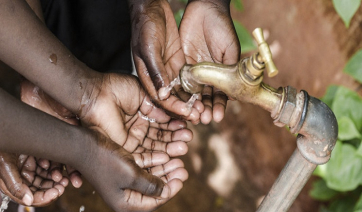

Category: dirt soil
[2, 0, 362, 212]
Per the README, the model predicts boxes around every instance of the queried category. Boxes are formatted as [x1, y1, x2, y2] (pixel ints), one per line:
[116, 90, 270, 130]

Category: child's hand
[79, 73, 193, 155]
[79, 131, 188, 212]
[0, 153, 68, 206]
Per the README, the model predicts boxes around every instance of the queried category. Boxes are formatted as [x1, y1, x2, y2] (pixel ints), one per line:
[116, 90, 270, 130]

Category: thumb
[0, 179, 33, 206]
[129, 167, 165, 197]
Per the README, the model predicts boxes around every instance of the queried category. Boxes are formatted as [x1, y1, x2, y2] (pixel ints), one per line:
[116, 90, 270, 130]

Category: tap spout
[179, 61, 283, 114]
[179, 60, 338, 212]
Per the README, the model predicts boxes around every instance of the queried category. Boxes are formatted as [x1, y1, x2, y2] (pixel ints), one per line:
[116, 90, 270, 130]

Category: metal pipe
[256, 149, 317, 212]
[179, 61, 283, 113]
[179, 61, 338, 212]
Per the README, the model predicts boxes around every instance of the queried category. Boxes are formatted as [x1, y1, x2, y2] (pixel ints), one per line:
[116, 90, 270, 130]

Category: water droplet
[0, 194, 10, 212]
[79, 205, 85, 212]
[186, 94, 199, 111]
[138, 111, 156, 123]
[92, 191, 95, 195]
[158, 76, 181, 100]
[49, 54, 57, 64]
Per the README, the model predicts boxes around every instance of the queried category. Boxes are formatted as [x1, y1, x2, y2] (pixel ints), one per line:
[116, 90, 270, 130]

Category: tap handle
[252, 28, 278, 77]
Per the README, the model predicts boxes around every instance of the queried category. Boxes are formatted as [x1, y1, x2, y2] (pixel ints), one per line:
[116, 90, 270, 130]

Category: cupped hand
[80, 130, 188, 212]
[0, 153, 68, 206]
[179, 0, 241, 124]
[79, 73, 193, 154]
[129, 0, 203, 124]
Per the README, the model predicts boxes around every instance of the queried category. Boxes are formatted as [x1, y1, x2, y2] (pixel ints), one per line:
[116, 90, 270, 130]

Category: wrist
[75, 70, 104, 118]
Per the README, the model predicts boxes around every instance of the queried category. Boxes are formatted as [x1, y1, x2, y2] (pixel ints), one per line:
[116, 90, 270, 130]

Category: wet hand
[179, 0, 241, 124]
[0, 153, 68, 206]
[129, 0, 203, 124]
[79, 73, 193, 154]
[77, 125, 188, 212]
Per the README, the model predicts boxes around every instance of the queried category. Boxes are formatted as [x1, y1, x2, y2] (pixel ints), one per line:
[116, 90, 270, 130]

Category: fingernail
[22, 193, 33, 206]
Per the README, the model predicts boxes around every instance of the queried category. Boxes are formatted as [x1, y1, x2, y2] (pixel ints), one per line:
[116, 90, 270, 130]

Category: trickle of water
[138, 111, 156, 123]
[79, 205, 85, 212]
[158, 76, 181, 100]
[1, 194, 10, 212]
[186, 93, 199, 111]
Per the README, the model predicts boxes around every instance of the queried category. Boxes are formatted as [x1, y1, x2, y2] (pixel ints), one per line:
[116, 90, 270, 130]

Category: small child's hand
[0, 153, 68, 206]
[79, 131, 188, 212]
[78, 73, 193, 157]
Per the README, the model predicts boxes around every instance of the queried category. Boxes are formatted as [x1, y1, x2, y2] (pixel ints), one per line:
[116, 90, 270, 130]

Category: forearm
[0, 0, 100, 114]
[0, 87, 90, 167]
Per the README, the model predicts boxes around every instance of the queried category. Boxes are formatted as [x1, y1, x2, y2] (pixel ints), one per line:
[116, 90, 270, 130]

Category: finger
[0, 153, 34, 206]
[139, 96, 170, 124]
[31, 188, 61, 207]
[122, 179, 183, 211]
[48, 162, 64, 183]
[32, 175, 56, 189]
[0, 179, 34, 206]
[36, 158, 50, 170]
[148, 159, 185, 178]
[126, 166, 165, 197]
[200, 85, 213, 124]
[147, 127, 193, 142]
[149, 119, 187, 131]
[160, 167, 189, 183]
[133, 152, 170, 168]
[174, 84, 204, 114]
[141, 139, 188, 157]
[212, 88, 228, 123]
[65, 165, 82, 188]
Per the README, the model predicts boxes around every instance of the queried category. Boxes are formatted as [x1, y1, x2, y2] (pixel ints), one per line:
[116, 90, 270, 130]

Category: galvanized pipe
[256, 149, 317, 212]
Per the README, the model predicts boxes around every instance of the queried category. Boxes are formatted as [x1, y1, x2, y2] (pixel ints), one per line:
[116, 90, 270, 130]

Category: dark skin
[129, 0, 240, 124]
[129, 0, 204, 125]
[180, 0, 240, 123]
[0, 86, 188, 212]
[0, 0, 191, 209]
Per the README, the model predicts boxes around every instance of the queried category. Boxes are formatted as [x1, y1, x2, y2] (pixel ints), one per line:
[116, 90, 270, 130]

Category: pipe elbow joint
[296, 95, 338, 165]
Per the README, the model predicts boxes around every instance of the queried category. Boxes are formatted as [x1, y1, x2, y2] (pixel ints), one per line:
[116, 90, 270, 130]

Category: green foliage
[344, 50, 362, 84]
[332, 0, 361, 28]
[233, 21, 256, 53]
[174, 9, 184, 27]
[231, 0, 243, 11]
[310, 179, 339, 201]
[311, 48, 362, 211]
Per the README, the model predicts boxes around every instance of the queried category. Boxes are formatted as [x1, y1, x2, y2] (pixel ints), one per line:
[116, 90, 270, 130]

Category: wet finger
[212, 88, 228, 123]
[141, 139, 188, 157]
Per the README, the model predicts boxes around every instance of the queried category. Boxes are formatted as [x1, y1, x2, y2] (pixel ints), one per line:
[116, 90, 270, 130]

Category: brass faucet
[179, 28, 338, 212]
[180, 28, 283, 116]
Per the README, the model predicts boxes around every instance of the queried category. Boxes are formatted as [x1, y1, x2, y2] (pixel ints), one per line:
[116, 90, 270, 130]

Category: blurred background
[2, 0, 362, 211]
